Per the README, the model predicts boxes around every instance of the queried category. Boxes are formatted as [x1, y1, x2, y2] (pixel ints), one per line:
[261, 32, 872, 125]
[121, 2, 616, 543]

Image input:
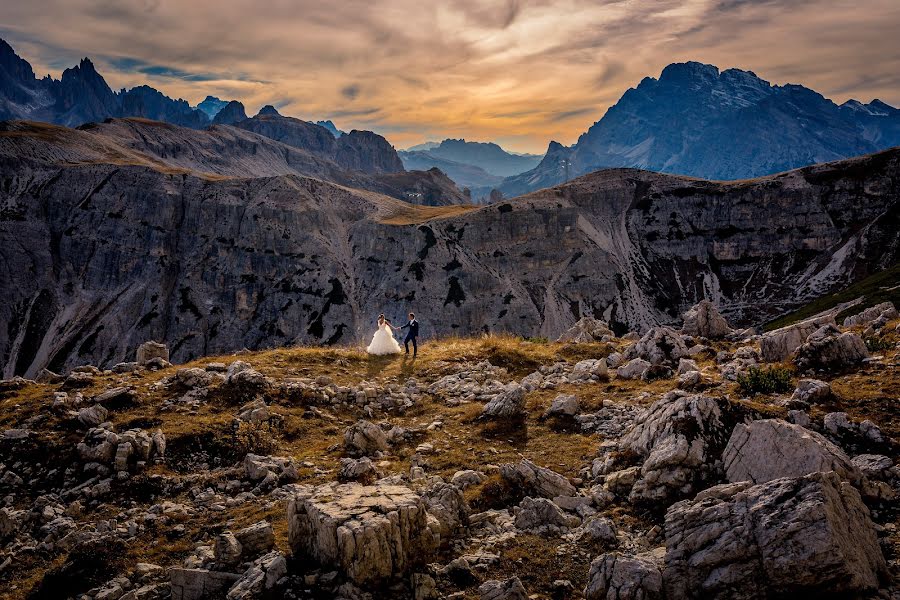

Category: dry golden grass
[377, 201, 479, 225]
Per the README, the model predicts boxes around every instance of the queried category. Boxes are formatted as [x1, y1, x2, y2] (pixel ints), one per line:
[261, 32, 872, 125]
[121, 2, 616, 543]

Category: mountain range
[500, 62, 900, 196]
[399, 139, 542, 195]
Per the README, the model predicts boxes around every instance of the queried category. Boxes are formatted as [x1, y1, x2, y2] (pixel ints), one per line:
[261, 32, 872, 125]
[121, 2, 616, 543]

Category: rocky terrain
[1, 120, 897, 376]
[500, 62, 900, 197]
[0, 299, 897, 600]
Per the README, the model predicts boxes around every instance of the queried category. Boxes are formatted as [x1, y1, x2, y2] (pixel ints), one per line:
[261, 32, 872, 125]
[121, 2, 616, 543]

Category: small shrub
[865, 336, 892, 353]
[524, 336, 549, 344]
[737, 365, 794, 396]
[231, 421, 279, 456]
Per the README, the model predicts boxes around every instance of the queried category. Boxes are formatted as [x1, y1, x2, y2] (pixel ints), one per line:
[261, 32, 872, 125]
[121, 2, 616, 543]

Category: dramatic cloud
[2, 0, 898, 152]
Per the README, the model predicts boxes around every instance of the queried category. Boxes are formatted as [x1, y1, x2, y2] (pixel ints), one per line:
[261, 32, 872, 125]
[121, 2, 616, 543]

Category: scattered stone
[616, 358, 650, 380]
[580, 516, 618, 545]
[176, 368, 214, 388]
[543, 394, 579, 418]
[584, 551, 664, 600]
[681, 299, 730, 339]
[338, 457, 379, 483]
[500, 459, 575, 498]
[287, 482, 437, 584]
[480, 384, 526, 420]
[790, 378, 833, 405]
[514, 496, 577, 532]
[170, 568, 241, 600]
[478, 576, 528, 600]
[624, 326, 688, 367]
[557, 317, 613, 343]
[244, 454, 298, 483]
[225, 550, 286, 599]
[77, 403, 109, 427]
[343, 420, 389, 457]
[450, 469, 485, 490]
[234, 521, 275, 557]
[663, 472, 886, 598]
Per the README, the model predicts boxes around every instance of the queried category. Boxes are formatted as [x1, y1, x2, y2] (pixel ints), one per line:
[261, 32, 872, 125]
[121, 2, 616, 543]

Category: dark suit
[400, 319, 419, 355]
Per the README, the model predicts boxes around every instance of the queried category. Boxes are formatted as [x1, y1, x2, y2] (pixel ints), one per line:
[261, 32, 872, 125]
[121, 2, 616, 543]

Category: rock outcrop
[663, 472, 887, 599]
[287, 482, 437, 584]
[681, 300, 730, 339]
[794, 325, 869, 371]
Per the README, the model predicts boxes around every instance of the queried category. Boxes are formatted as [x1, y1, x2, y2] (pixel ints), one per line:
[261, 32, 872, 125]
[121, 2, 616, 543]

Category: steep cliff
[1, 121, 897, 375]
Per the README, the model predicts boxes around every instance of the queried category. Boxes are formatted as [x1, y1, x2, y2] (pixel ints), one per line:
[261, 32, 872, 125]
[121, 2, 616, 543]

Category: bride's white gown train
[366, 322, 402, 355]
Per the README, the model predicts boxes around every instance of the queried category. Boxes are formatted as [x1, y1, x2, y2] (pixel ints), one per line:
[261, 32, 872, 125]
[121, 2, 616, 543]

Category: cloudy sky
[3, 0, 899, 152]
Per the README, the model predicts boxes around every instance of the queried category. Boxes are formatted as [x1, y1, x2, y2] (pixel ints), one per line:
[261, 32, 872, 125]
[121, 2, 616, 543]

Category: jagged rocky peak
[211, 100, 248, 125]
[195, 95, 229, 119]
[256, 104, 281, 117]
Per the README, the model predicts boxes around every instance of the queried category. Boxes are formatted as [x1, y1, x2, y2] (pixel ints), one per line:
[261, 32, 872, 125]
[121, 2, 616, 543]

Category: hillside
[0, 302, 897, 599]
[2, 127, 898, 376]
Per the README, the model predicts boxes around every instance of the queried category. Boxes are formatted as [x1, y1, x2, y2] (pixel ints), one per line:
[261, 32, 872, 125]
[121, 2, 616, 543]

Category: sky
[2, 0, 900, 153]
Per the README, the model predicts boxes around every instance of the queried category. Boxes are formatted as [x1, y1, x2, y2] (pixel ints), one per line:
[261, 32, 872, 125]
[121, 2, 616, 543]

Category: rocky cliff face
[1, 119, 897, 375]
[501, 62, 900, 196]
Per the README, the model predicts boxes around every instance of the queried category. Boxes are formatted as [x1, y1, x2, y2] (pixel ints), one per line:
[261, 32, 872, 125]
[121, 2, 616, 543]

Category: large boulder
[620, 392, 748, 505]
[287, 482, 437, 584]
[794, 325, 869, 371]
[663, 472, 887, 599]
[499, 459, 576, 498]
[557, 317, 613, 343]
[343, 420, 388, 457]
[681, 300, 730, 339]
[723, 419, 860, 485]
[584, 551, 664, 600]
[759, 314, 835, 362]
[136, 341, 169, 365]
[624, 327, 688, 367]
[478, 577, 528, 600]
[225, 551, 287, 600]
[480, 384, 526, 420]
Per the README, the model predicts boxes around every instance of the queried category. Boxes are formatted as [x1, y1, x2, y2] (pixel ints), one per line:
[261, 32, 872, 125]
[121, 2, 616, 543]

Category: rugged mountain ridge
[1, 120, 897, 375]
[501, 62, 900, 196]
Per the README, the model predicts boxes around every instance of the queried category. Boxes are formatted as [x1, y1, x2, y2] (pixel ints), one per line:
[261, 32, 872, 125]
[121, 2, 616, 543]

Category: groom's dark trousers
[404, 332, 417, 356]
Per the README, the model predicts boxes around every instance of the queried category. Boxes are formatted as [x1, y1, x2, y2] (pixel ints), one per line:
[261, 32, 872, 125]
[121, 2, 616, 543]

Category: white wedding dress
[366, 321, 402, 355]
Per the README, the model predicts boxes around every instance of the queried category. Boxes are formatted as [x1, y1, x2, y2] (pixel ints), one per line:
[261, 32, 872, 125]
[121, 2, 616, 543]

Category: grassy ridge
[764, 263, 900, 331]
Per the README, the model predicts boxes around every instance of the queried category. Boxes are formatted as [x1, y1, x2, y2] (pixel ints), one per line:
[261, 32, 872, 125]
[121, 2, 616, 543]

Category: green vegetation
[737, 365, 794, 396]
[764, 263, 900, 331]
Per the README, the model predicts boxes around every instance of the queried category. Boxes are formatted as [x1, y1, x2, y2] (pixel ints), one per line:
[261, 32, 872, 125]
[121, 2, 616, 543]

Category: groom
[400, 312, 419, 357]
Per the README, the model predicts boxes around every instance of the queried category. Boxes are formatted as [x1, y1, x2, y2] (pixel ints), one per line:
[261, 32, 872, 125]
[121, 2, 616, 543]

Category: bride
[366, 314, 403, 355]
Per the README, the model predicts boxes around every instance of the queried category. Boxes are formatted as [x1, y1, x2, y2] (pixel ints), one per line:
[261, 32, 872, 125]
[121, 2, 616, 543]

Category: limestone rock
[422, 482, 469, 539]
[790, 378, 833, 405]
[514, 496, 577, 531]
[621, 392, 746, 505]
[616, 358, 650, 380]
[499, 459, 576, 498]
[557, 317, 613, 343]
[236, 399, 271, 425]
[77, 403, 109, 427]
[681, 299, 730, 339]
[794, 325, 869, 371]
[843, 301, 897, 327]
[214, 532, 243, 566]
[244, 454, 298, 482]
[338, 457, 379, 483]
[176, 367, 214, 388]
[234, 521, 275, 557]
[480, 384, 526, 420]
[624, 326, 688, 367]
[225, 551, 287, 600]
[543, 394, 579, 418]
[759, 314, 835, 362]
[584, 551, 664, 600]
[136, 341, 169, 365]
[450, 469, 485, 490]
[723, 419, 860, 485]
[343, 420, 388, 457]
[663, 472, 887, 599]
[479, 577, 528, 600]
[287, 482, 437, 583]
[170, 568, 241, 600]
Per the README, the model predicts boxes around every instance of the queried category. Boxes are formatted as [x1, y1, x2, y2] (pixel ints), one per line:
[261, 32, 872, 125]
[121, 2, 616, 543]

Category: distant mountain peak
[257, 104, 281, 117]
[211, 100, 247, 125]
